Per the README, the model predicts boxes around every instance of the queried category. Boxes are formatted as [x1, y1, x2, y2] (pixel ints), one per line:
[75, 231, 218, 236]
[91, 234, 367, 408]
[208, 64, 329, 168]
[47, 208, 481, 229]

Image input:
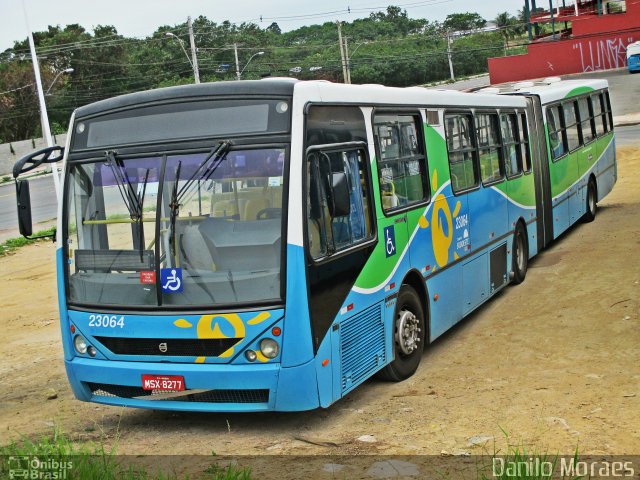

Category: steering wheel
[256, 208, 282, 220]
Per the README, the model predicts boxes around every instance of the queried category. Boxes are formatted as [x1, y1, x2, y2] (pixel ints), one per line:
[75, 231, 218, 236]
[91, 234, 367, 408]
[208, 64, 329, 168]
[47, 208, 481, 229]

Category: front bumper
[66, 356, 319, 412]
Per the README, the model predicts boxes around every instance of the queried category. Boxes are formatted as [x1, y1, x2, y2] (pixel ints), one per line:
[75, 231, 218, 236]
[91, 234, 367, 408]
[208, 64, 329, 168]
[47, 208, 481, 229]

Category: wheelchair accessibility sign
[384, 226, 396, 258]
[161, 268, 183, 293]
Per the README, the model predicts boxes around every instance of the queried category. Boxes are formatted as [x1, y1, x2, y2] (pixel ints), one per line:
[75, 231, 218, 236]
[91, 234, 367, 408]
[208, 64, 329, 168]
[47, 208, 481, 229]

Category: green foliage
[0, 227, 56, 256]
[0, 427, 253, 479]
[476, 428, 582, 480]
[0, 6, 519, 141]
[495, 12, 523, 52]
[50, 121, 66, 135]
[443, 12, 487, 32]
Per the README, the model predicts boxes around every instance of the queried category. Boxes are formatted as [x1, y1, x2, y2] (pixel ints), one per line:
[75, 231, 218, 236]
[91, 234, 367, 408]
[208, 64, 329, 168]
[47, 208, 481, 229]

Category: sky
[1, 0, 524, 52]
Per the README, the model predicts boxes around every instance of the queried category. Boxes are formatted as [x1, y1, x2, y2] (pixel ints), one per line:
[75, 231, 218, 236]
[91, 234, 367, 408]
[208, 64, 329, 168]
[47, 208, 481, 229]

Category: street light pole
[238, 50, 265, 80]
[165, 32, 200, 84]
[22, 0, 60, 196]
[234, 43, 241, 81]
[346, 40, 368, 85]
[45, 68, 74, 95]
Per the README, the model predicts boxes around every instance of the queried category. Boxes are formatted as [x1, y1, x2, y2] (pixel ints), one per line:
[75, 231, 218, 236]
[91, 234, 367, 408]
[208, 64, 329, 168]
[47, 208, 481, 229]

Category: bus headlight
[259, 338, 279, 359]
[73, 335, 88, 355]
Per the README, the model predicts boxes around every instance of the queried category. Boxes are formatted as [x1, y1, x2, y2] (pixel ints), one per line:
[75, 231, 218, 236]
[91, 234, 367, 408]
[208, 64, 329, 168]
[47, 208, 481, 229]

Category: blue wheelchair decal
[161, 268, 183, 293]
[384, 226, 396, 258]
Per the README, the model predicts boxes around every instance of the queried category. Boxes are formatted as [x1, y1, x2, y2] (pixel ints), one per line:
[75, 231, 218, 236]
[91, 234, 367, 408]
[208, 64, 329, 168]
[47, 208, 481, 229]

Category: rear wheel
[582, 179, 597, 223]
[377, 285, 425, 382]
[511, 222, 528, 285]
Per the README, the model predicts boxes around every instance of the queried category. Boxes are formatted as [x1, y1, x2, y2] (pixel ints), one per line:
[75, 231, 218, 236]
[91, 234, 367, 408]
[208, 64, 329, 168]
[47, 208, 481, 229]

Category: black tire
[582, 179, 597, 223]
[377, 285, 425, 382]
[511, 222, 528, 285]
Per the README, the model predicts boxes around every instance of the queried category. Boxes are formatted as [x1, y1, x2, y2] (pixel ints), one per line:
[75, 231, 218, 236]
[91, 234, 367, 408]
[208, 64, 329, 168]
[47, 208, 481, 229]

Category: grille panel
[94, 337, 239, 356]
[340, 302, 386, 394]
[87, 382, 269, 403]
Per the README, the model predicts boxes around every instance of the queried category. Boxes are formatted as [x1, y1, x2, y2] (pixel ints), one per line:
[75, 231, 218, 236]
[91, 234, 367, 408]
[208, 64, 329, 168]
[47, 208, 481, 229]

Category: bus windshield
[65, 147, 286, 309]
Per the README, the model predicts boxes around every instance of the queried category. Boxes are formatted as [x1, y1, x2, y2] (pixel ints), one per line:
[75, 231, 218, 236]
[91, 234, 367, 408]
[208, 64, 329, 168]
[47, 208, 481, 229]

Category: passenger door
[525, 96, 553, 251]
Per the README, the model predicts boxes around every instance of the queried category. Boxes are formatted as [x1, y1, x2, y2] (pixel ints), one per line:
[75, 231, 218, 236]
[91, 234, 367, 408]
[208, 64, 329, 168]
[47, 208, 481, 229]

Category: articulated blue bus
[13, 77, 616, 411]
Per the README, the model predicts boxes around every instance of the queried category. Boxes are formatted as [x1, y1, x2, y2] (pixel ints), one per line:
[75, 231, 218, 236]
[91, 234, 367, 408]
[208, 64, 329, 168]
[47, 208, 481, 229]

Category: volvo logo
[158, 342, 168, 353]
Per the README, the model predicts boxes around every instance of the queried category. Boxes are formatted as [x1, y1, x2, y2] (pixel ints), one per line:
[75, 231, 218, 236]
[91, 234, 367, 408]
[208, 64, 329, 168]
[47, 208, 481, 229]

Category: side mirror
[329, 172, 351, 218]
[16, 179, 33, 237]
[13, 145, 64, 178]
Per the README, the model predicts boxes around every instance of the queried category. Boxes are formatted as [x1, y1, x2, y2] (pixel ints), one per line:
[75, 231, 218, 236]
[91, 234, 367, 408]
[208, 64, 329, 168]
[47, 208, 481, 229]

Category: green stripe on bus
[565, 86, 595, 98]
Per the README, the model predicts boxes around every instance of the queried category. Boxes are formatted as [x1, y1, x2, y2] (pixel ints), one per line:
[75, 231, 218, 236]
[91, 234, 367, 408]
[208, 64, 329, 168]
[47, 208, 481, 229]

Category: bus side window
[605, 91, 614, 131]
[519, 113, 531, 173]
[373, 113, 429, 212]
[307, 147, 373, 260]
[578, 97, 595, 144]
[547, 104, 567, 160]
[591, 93, 606, 137]
[445, 113, 479, 193]
[500, 113, 522, 178]
[563, 101, 581, 151]
[476, 112, 504, 185]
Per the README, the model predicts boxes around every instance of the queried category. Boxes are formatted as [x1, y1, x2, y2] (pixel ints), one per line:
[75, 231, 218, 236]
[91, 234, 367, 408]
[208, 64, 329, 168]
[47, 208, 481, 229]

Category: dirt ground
[1, 148, 639, 476]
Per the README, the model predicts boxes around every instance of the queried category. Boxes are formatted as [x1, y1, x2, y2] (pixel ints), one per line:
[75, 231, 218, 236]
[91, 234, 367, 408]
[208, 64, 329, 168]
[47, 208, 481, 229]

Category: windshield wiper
[167, 140, 231, 260]
[105, 151, 149, 258]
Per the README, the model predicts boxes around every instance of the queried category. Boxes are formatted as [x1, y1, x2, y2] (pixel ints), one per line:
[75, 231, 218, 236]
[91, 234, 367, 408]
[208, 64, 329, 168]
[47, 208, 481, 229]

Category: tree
[443, 12, 486, 32]
[494, 12, 519, 55]
[266, 22, 281, 35]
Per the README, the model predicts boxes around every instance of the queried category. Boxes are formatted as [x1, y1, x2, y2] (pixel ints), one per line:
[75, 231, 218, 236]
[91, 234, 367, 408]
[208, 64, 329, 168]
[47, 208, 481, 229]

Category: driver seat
[244, 198, 270, 220]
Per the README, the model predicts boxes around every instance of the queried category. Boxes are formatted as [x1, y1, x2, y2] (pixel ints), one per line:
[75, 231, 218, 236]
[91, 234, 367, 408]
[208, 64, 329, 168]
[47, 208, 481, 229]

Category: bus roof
[75, 78, 527, 120]
[627, 41, 640, 57]
[476, 78, 609, 104]
[74, 79, 298, 118]
[293, 80, 527, 109]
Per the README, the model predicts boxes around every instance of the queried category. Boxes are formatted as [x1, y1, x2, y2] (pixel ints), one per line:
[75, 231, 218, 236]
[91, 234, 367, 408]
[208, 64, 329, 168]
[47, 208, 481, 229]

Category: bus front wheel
[377, 285, 425, 382]
[511, 222, 528, 285]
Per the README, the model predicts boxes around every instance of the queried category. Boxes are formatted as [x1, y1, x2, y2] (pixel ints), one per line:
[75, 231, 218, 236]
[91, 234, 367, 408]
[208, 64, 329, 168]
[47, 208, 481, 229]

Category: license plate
[141, 374, 185, 391]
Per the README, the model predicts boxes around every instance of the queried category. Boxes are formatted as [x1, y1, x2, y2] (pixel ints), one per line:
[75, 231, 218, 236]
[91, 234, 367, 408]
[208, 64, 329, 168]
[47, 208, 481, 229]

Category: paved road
[0, 175, 58, 242]
[616, 125, 640, 146]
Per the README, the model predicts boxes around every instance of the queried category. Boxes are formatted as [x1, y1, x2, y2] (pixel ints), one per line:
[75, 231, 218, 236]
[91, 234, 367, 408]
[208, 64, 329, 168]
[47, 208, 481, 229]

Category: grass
[475, 428, 582, 480]
[0, 427, 252, 480]
[0, 227, 57, 257]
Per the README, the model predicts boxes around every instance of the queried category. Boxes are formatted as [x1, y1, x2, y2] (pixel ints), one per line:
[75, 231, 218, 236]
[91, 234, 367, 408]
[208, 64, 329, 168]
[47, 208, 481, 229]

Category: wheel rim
[395, 309, 421, 356]
[588, 186, 596, 215]
[516, 232, 525, 272]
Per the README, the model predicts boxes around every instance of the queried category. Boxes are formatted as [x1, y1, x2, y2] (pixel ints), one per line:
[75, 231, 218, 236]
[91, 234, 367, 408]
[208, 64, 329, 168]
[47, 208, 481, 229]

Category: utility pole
[447, 31, 455, 81]
[234, 43, 241, 81]
[336, 21, 349, 84]
[344, 36, 352, 84]
[187, 16, 200, 84]
[22, 0, 60, 196]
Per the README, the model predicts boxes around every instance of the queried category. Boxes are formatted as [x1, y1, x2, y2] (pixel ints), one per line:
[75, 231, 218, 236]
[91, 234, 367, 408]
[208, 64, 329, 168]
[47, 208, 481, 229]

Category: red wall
[489, 0, 640, 84]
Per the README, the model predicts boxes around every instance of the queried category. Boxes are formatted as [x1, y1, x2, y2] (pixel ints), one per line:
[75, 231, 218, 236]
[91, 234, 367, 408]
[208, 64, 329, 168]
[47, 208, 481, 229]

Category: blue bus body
[26, 78, 615, 412]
